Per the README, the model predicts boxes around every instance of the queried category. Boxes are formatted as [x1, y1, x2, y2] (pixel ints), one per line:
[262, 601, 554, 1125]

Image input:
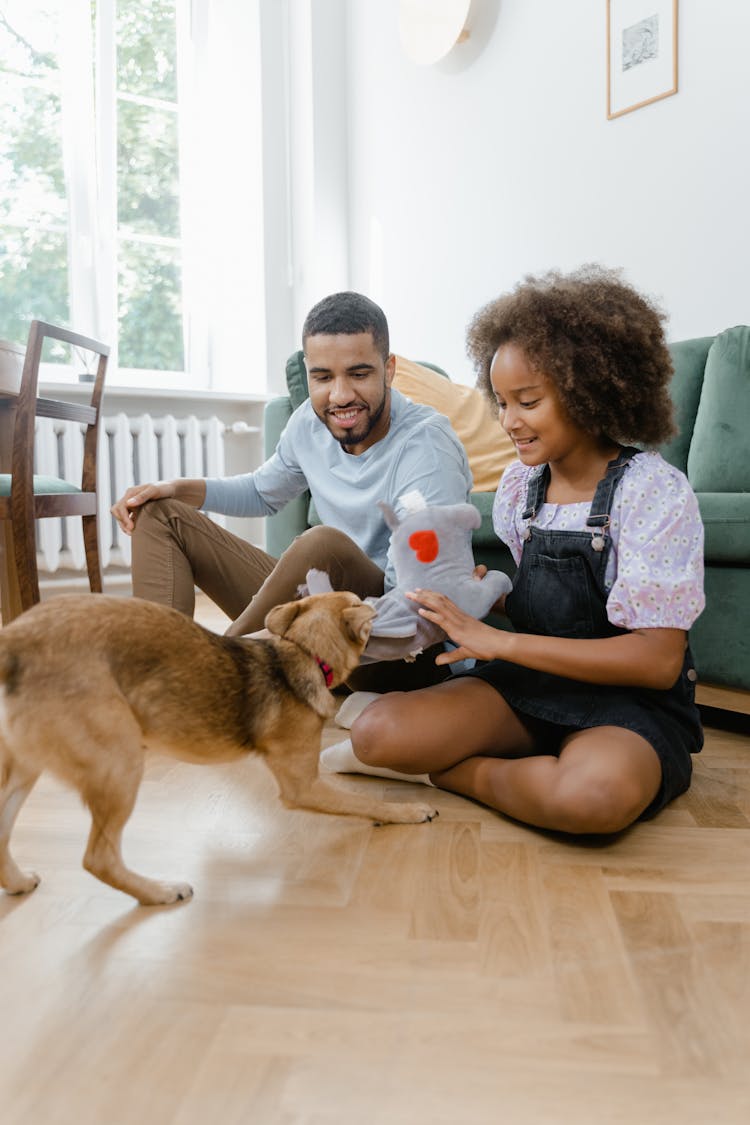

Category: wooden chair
[0, 321, 109, 624]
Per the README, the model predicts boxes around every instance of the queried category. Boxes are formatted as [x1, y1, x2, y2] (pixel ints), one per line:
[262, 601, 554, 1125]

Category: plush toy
[305, 491, 512, 663]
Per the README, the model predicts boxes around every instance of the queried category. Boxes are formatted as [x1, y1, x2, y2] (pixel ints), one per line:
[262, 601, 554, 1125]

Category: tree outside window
[0, 0, 185, 375]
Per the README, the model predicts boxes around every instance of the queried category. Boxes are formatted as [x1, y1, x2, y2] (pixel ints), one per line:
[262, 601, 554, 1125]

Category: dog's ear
[265, 601, 301, 637]
[342, 604, 376, 646]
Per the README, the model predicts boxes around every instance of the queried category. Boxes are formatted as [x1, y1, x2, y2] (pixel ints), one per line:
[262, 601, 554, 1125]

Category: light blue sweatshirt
[203, 388, 472, 590]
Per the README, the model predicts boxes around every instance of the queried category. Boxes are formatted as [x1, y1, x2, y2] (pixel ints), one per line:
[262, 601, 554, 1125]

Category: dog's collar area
[315, 656, 334, 687]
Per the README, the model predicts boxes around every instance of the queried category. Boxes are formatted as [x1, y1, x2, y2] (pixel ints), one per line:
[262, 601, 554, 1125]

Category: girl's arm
[408, 589, 686, 691]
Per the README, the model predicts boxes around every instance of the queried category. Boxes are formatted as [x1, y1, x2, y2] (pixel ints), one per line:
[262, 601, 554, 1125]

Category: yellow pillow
[393, 355, 516, 492]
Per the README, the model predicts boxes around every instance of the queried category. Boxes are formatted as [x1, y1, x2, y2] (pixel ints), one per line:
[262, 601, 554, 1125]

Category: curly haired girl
[324, 266, 705, 834]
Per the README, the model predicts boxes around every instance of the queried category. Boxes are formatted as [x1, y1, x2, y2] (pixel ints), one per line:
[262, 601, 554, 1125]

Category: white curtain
[179, 0, 267, 393]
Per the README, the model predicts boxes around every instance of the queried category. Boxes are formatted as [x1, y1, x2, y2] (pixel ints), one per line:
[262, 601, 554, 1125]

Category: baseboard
[39, 568, 132, 599]
[696, 682, 750, 716]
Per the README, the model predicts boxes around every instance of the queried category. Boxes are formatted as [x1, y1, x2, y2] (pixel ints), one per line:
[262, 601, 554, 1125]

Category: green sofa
[263, 328, 750, 692]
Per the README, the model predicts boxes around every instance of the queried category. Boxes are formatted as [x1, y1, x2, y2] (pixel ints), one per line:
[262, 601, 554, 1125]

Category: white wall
[343, 0, 750, 384]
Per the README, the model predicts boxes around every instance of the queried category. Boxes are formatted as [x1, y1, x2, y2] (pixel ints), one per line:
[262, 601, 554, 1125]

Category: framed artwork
[607, 0, 678, 119]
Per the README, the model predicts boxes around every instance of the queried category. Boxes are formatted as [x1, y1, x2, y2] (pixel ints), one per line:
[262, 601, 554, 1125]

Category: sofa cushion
[468, 491, 496, 546]
[687, 326, 750, 491]
[285, 350, 309, 411]
[660, 336, 714, 473]
[697, 493, 750, 563]
[393, 356, 516, 492]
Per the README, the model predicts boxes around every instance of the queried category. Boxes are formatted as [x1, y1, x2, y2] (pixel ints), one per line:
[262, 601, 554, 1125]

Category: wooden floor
[1, 597, 749, 1124]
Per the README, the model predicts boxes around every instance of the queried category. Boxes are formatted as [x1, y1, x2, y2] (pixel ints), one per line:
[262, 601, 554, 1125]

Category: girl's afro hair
[466, 264, 677, 446]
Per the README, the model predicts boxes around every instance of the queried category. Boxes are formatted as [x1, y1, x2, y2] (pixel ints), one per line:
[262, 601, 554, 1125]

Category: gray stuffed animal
[305, 492, 512, 663]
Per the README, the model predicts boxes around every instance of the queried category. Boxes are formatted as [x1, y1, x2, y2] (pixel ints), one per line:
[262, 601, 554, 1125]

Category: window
[0, 3, 70, 351]
[0, 1, 266, 391]
[113, 0, 184, 373]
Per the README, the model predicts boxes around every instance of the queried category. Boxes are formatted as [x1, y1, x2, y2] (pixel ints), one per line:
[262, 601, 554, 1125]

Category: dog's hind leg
[79, 719, 194, 906]
[0, 751, 41, 895]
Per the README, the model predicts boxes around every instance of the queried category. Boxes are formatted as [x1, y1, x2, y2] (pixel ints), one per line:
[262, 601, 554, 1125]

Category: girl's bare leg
[353, 686, 663, 834]
[432, 726, 662, 834]
[351, 678, 536, 775]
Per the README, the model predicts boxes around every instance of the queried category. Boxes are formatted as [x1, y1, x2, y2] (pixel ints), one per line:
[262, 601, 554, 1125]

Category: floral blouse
[492, 452, 705, 631]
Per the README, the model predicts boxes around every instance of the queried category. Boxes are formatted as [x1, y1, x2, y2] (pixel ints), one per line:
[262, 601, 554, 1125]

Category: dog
[0, 592, 436, 905]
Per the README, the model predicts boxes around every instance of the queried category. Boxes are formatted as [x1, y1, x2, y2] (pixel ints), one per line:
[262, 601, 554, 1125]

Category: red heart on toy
[408, 529, 439, 564]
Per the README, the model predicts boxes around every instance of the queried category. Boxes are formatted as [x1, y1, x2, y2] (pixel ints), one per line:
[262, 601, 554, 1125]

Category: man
[111, 291, 472, 688]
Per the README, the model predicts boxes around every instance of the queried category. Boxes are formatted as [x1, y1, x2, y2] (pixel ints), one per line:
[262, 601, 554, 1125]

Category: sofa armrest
[263, 396, 310, 558]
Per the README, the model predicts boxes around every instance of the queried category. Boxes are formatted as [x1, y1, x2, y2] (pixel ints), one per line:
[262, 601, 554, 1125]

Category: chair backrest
[0, 321, 110, 619]
[12, 320, 109, 503]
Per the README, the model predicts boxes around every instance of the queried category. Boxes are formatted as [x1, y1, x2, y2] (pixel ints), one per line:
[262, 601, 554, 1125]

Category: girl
[324, 266, 705, 834]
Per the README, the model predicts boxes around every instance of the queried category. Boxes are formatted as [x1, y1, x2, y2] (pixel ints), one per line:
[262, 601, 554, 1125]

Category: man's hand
[110, 481, 176, 535]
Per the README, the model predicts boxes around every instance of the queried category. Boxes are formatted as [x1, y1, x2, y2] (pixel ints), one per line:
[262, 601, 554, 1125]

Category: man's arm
[391, 417, 473, 515]
[203, 425, 310, 518]
[111, 479, 206, 535]
[111, 406, 311, 534]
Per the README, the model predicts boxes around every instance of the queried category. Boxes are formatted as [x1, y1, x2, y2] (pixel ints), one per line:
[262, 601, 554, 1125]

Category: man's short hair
[302, 292, 389, 360]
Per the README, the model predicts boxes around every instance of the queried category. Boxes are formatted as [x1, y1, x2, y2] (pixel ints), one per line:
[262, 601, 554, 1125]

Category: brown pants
[130, 500, 449, 692]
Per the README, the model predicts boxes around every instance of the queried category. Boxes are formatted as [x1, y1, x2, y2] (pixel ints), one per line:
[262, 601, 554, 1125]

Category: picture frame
[607, 0, 678, 119]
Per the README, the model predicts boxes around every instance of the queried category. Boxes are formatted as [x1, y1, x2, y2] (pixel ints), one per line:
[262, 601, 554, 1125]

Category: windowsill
[40, 381, 270, 405]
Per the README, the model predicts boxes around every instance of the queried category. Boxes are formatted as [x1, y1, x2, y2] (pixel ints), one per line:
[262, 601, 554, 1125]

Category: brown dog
[0, 593, 436, 905]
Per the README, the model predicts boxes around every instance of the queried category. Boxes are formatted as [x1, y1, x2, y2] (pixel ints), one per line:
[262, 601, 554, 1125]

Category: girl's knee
[547, 774, 649, 835]
[351, 694, 408, 766]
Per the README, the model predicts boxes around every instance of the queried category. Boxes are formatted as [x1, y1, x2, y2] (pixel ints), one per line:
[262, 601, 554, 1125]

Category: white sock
[319, 738, 434, 787]
[334, 691, 382, 729]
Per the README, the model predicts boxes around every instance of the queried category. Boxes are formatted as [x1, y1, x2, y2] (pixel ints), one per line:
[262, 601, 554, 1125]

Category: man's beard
[327, 390, 387, 448]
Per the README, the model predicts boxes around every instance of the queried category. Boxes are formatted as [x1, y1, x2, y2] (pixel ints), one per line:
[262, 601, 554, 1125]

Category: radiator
[35, 413, 243, 573]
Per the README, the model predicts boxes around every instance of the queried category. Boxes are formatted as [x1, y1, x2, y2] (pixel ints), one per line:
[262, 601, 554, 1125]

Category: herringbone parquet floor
[1, 597, 748, 1124]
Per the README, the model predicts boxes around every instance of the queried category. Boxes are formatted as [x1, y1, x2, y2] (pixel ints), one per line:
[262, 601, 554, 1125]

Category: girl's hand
[406, 588, 507, 665]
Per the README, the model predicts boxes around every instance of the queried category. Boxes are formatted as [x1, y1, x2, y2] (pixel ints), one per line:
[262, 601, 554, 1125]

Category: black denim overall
[466, 448, 703, 816]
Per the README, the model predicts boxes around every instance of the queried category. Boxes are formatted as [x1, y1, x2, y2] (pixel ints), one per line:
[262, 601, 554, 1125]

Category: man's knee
[282, 525, 383, 600]
[132, 497, 187, 534]
[288, 525, 358, 562]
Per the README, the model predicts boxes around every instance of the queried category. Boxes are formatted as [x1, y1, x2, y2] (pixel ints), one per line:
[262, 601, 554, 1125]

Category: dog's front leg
[263, 717, 437, 827]
[294, 774, 438, 826]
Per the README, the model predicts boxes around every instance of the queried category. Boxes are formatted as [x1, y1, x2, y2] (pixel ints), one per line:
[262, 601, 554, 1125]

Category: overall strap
[521, 446, 640, 524]
[521, 465, 550, 520]
[586, 446, 641, 528]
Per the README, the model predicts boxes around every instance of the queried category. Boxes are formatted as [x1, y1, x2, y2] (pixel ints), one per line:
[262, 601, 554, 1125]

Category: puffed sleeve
[491, 458, 528, 564]
[606, 455, 705, 631]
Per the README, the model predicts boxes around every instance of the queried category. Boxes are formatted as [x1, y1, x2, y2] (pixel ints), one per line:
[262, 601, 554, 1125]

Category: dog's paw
[138, 880, 194, 906]
[376, 802, 438, 826]
[3, 870, 41, 895]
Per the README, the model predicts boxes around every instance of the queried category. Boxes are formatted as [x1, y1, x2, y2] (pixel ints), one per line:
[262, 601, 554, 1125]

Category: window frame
[2, 0, 269, 395]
